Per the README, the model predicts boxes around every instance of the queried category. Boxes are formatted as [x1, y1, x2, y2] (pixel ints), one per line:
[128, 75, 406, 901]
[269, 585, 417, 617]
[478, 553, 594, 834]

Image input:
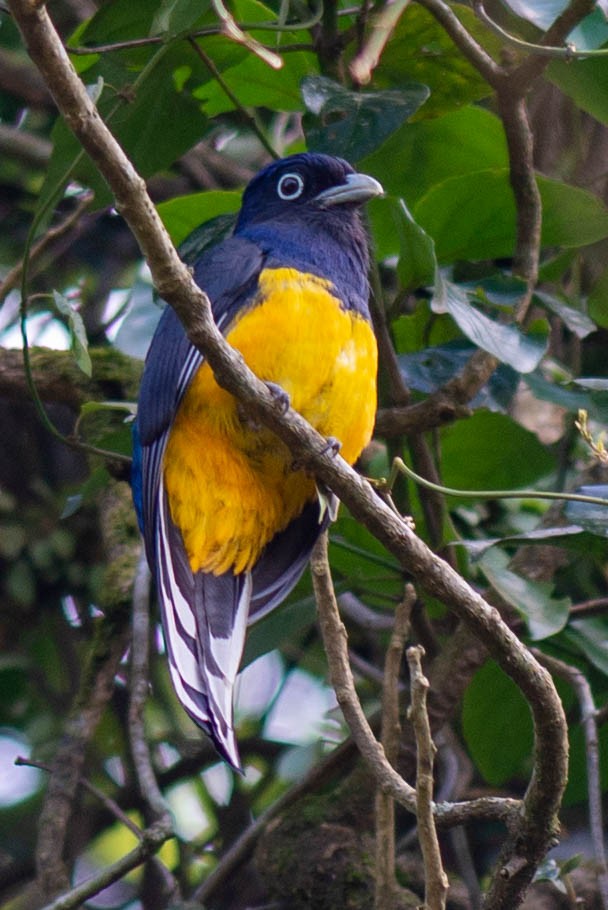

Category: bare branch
[128, 550, 173, 827]
[407, 645, 448, 910]
[375, 587, 414, 909]
[39, 821, 173, 910]
[0, 191, 93, 304]
[311, 533, 418, 812]
[533, 650, 608, 910]
[350, 0, 412, 85]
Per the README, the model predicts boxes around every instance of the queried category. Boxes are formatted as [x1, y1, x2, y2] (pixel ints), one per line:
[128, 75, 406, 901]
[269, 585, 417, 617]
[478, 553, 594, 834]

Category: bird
[132, 152, 382, 771]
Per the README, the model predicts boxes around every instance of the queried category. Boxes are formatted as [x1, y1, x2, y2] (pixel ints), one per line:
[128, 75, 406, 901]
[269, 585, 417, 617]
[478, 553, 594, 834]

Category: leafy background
[2, 0, 608, 908]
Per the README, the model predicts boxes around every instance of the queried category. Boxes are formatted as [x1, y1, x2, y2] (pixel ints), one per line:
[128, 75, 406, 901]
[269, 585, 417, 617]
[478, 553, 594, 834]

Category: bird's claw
[321, 436, 341, 457]
[266, 382, 290, 414]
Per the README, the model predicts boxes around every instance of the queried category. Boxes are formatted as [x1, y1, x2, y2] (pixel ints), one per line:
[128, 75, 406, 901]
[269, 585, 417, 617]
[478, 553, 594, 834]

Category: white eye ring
[277, 172, 304, 200]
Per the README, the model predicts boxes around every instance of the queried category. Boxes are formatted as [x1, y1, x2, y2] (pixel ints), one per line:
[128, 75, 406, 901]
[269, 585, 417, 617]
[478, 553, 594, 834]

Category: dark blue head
[236, 153, 382, 231]
[234, 153, 383, 308]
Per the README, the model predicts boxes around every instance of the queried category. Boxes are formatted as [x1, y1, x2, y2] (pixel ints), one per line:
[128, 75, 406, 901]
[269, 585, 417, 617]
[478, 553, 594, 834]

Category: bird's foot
[265, 381, 290, 414]
[320, 436, 341, 457]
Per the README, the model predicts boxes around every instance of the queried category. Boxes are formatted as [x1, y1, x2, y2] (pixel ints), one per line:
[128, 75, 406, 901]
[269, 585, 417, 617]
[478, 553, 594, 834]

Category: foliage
[2, 0, 608, 908]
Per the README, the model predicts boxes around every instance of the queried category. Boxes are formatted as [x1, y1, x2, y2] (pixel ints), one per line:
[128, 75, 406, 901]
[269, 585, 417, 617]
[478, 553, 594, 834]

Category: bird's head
[235, 153, 383, 233]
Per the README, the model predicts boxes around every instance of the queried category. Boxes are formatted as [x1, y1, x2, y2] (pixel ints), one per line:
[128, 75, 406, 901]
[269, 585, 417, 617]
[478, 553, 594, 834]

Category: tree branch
[533, 650, 608, 910]
[407, 645, 448, 910]
[375, 587, 413, 909]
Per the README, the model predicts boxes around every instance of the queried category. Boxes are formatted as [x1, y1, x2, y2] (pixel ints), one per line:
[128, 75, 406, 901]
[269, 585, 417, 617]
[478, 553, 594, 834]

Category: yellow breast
[163, 267, 377, 575]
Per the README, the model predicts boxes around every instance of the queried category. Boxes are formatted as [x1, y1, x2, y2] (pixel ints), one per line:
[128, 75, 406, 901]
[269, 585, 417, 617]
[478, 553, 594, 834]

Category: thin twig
[0, 192, 93, 304]
[311, 533, 418, 814]
[187, 38, 279, 159]
[350, 0, 412, 85]
[407, 645, 449, 910]
[533, 650, 608, 910]
[210, 0, 282, 68]
[16, 757, 144, 840]
[39, 821, 173, 910]
[375, 586, 414, 910]
[129, 549, 173, 827]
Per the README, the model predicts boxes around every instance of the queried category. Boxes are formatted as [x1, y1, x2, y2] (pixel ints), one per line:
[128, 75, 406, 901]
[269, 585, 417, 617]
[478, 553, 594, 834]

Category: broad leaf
[463, 660, 534, 785]
[549, 55, 608, 126]
[302, 76, 429, 161]
[440, 410, 556, 492]
[362, 106, 508, 207]
[150, 0, 211, 36]
[398, 340, 519, 412]
[534, 291, 597, 338]
[432, 273, 547, 373]
[415, 170, 608, 262]
[566, 618, 608, 676]
[479, 547, 571, 639]
[565, 485, 608, 536]
[372, 3, 501, 118]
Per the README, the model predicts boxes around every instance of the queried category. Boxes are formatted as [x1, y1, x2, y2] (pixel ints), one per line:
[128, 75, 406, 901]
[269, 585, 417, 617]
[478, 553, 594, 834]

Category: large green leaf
[414, 170, 608, 262]
[462, 659, 534, 786]
[479, 547, 571, 639]
[565, 485, 608, 537]
[361, 106, 508, 207]
[432, 274, 547, 373]
[199, 47, 317, 115]
[372, 3, 500, 118]
[150, 0, 211, 36]
[301, 76, 429, 162]
[40, 51, 209, 208]
[439, 410, 556, 491]
[549, 56, 608, 125]
[372, 196, 435, 291]
[565, 617, 608, 676]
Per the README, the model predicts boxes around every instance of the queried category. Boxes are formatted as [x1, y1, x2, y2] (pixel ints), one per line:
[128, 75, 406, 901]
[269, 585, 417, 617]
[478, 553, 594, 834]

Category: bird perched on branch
[132, 153, 382, 770]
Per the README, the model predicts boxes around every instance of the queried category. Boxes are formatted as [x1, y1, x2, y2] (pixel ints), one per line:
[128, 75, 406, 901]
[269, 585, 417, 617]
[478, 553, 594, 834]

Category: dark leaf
[302, 75, 429, 161]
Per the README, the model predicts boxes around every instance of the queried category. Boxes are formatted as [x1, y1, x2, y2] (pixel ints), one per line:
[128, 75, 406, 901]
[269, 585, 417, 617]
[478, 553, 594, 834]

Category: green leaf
[301, 76, 429, 162]
[398, 340, 519, 411]
[415, 170, 608, 262]
[52, 291, 92, 376]
[534, 290, 597, 338]
[462, 659, 534, 785]
[440, 410, 556, 492]
[588, 266, 608, 327]
[150, 0, 211, 36]
[371, 3, 501, 119]
[42, 52, 209, 208]
[432, 274, 547, 373]
[361, 106, 508, 208]
[564, 485, 608, 537]
[565, 617, 608, 676]
[385, 197, 436, 291]
[157, 190, 241, 247]
[457, 525, 588, 560]
[478, 547, 571, 639]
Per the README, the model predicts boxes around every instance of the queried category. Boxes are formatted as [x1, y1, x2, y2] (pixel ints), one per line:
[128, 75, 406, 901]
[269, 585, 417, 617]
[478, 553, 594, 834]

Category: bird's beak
[315, 172, 384, 207]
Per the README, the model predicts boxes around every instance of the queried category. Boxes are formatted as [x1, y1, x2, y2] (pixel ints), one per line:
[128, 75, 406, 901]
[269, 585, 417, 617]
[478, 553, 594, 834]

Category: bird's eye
[277, 172, 304, 200]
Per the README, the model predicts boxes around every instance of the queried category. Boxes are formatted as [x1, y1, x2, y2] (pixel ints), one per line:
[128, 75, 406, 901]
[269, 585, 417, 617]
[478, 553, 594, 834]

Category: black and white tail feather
[154, 470, 332, 771]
